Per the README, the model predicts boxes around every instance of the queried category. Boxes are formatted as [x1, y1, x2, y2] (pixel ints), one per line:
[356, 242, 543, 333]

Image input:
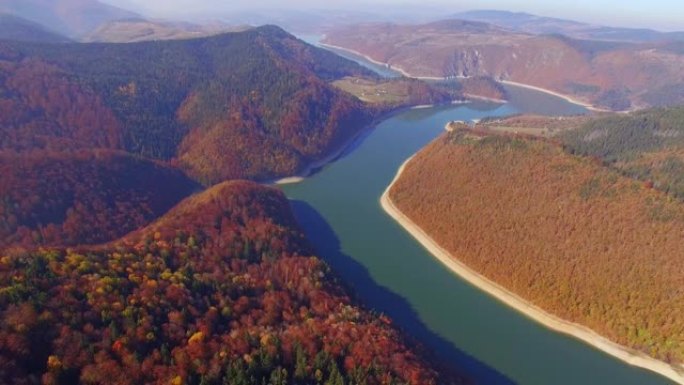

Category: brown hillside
[0, 58, 123, 152]
[389, 131, 684, 363]
[0, 150, 198, 250]
[0, 180, 462, 385]
[1, 26, 378, 184]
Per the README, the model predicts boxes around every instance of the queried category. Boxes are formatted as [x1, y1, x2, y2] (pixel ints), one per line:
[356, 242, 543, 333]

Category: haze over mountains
[0, 0, 139, 37]
[0, 13, 72, 43]
[453, 10, 684, 43]
[83, 19, 245, 43]
[388, 112, 684, 367]
[2, 0, 683, 45]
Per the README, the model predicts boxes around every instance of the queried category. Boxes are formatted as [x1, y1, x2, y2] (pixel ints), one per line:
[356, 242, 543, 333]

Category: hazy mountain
[0, 0, 139, 37]
[0, 150, 199, 249]
[84, 19, 248, 43]
[0, 13, 71, 42]
[454, 10, 684, 43]
[324, 20, 684, 110]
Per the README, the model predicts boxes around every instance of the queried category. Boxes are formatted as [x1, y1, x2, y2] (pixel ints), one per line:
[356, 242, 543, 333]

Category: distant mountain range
[453, 10, 684, 43]
[83, 19, 248, 43]
[0, 0, 139, 37]
[0, 13, 71, 42]
[324, 19, 684, 110]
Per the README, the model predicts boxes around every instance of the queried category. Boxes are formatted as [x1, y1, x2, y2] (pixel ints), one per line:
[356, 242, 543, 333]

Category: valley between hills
[0, 19, 476, 384]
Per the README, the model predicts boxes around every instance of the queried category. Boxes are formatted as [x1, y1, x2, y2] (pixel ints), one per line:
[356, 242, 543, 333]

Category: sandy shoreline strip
[463, 93, 507, 104]
[271, 101, 421, 185]
[499, 80, 611, 112]
[380, 157, 684, 385]
[319, 42, 444, 80]
[272, 122, 373, 185]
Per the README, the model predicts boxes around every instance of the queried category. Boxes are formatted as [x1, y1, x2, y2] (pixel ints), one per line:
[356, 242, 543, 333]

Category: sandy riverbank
[318, 42, 444, 80]
[500, 80, 612, 113]
[272, 102, 422, 185]
[380, 157, 684, 385]
[463, 93, 507, 104]
[272, 122, 373, 185]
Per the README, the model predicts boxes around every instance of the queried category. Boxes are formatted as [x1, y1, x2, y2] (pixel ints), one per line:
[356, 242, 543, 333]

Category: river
[281, 37, 676, 385]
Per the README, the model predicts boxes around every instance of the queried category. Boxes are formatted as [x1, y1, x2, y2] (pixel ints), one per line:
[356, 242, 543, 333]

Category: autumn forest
[3, 2, 684, 385]
[0, 25, 465, 385]
[389, 123, 684, 365]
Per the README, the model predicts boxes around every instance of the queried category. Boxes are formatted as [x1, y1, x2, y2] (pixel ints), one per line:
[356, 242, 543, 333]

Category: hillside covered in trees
[562, 106, 684, 200]
[0, 181, 463, 385]
[0, 24, 478, 385]
[389, 129, 684, 364]
[0, 25, 380, 183]
[0, 14, 71, 43]
[0, 150, 199, 250]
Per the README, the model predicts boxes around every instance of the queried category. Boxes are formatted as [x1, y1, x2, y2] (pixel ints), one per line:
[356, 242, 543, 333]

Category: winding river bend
[281, 38, 676, 385]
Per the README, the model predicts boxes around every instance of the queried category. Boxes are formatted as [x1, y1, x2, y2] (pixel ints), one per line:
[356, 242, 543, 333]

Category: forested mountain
[0, 180, 461, 385]
[562, 107, 684, 200]
[389, 128, 684, 365]
[0, 16, 477, 385]
[0, 0, 139, 38]
[0, 14, 71, 43]
[0, 26, 378, 183]
[0, 150, 199, 250]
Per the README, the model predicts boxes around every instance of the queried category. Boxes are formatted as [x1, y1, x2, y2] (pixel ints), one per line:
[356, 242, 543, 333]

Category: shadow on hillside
[289, 199, 516, 385]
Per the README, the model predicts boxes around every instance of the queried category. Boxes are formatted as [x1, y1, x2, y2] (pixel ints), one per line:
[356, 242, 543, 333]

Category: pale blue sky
[103, 0, 684, 31]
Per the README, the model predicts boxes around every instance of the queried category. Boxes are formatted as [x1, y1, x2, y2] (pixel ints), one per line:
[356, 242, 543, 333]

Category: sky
[102, 0, 684, 32]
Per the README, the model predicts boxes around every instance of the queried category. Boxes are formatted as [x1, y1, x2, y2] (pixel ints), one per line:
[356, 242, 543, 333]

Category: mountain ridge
[0, 13, 71, 42]
[0, 26, 379, 184]
[454, 9, 684, 42]
[0, 180, 464, 385]
[0, 0, 140, 37]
